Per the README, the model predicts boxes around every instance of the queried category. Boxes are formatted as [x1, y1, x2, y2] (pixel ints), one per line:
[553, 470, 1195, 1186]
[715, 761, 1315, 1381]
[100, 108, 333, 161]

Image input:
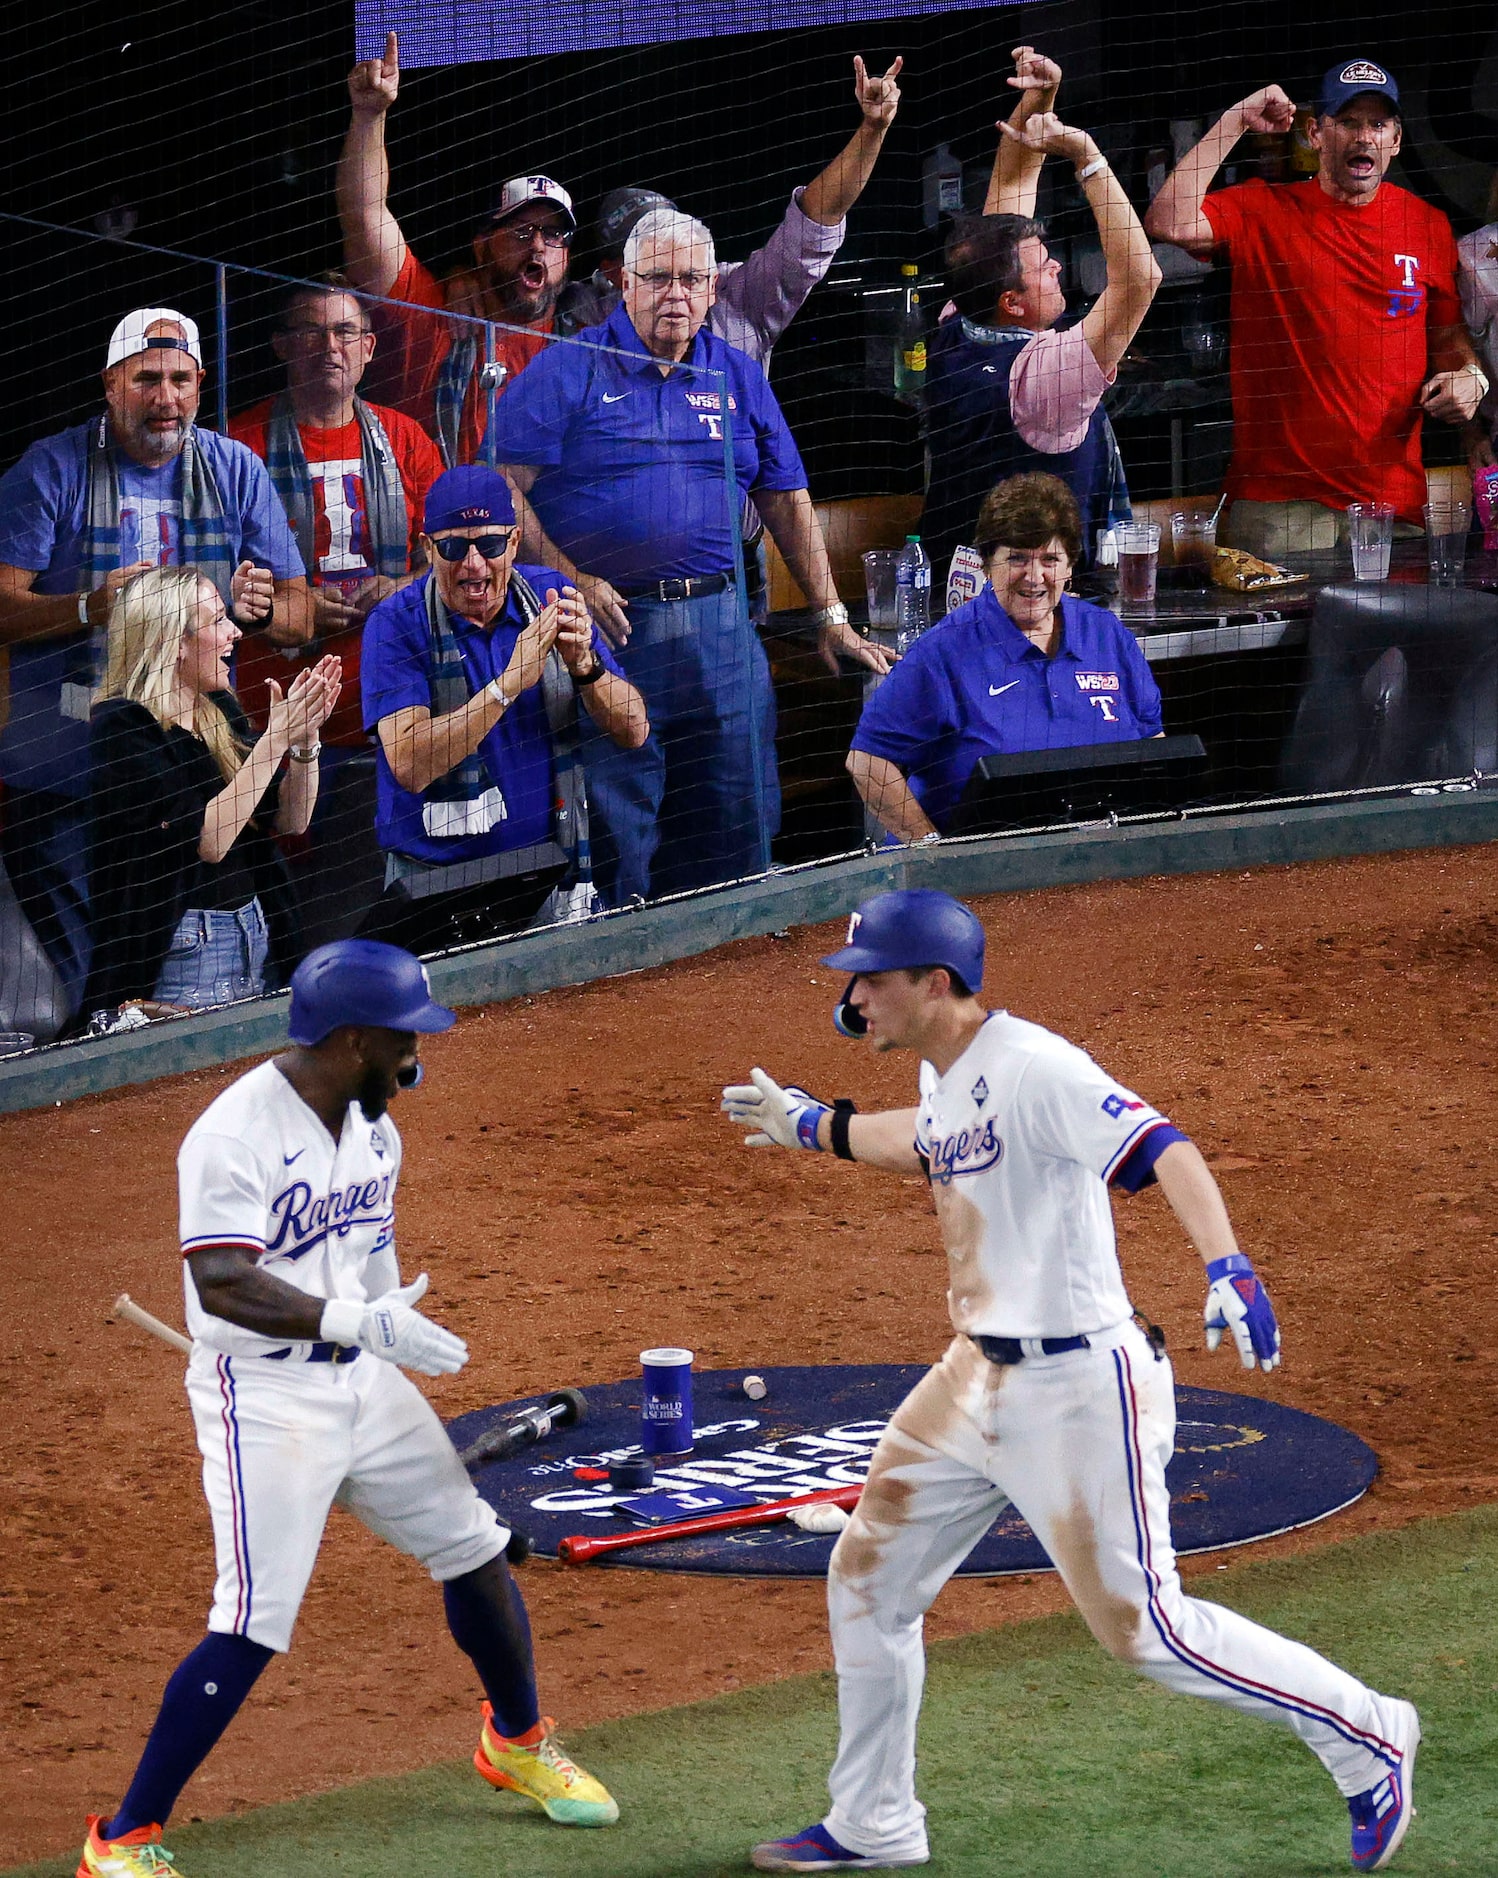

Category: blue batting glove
[1203, 1253, 1281, 1372]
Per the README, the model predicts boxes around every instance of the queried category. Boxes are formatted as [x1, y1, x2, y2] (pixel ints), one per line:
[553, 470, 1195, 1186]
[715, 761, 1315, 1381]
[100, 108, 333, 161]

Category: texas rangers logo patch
[970, 1076, 989, 1108]
[1338, 60, 1389, 85]
[1102, 1092, 1147, 1118]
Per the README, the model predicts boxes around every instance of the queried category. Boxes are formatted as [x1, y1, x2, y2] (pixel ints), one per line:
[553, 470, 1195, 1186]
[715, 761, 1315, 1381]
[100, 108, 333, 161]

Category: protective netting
[1, 7, 1496, 1049]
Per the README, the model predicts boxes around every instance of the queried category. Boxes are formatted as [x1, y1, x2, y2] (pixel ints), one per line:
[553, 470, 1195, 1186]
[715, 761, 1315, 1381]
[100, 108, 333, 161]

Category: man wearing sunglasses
[490, 208, 887, 907]
[359, 466, 647, 955]
[338, 33, 604, 468]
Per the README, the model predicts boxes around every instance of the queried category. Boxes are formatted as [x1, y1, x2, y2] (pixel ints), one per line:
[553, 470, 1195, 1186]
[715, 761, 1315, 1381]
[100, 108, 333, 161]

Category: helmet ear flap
[833, 977, 867, 1037]
[396, 1060, 424, 1090]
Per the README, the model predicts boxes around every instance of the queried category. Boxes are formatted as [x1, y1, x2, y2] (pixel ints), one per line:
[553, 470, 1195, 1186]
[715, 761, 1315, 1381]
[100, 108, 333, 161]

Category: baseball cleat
[473, 1703, 619, 1826]
[1348, 1700, 1420, 1870]
[77, 1818, 182, 1878]
[749, 1822, 929, 1871]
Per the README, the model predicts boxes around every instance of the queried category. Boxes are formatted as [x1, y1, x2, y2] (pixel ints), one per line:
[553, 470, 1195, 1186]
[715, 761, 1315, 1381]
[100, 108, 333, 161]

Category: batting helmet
[820, 889, 985, 1037]
[287, 940, 457, 1046]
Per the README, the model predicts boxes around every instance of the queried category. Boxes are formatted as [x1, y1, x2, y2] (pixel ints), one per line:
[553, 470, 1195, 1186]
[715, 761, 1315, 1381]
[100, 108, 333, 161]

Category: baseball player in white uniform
[723, 889, 1418, 1874]
[79, 939, 615, 1878]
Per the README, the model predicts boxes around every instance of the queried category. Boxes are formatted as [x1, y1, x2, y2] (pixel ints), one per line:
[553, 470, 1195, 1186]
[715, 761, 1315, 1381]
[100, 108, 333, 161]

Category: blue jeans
[153, 901, 270, 1009]
[582, 587, 778, 905]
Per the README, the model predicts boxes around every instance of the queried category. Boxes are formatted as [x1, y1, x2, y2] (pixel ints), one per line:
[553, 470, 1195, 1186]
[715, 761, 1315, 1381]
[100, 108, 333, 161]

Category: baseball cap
[106, 307, 203, 369]
[422, 464, 517, 536]
[482, 174, 576, 231]
[1317, 58, 1400, 117]
[597, 186, 675, 259]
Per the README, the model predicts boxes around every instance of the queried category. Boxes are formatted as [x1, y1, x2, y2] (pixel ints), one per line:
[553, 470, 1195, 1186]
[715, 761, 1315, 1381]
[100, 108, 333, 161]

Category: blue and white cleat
[749, 1823, 929, 1872]
[1348, 1700, 1420, 1871]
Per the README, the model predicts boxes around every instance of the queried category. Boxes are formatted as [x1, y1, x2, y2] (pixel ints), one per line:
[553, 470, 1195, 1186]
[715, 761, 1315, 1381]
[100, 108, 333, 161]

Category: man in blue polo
[847, 472, 1162, 839]
[359, 465, 647, 955]
[489, 207, 886, 904]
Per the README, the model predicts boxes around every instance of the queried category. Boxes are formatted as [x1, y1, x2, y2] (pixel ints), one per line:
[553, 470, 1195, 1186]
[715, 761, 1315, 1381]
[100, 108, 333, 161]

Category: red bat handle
[558, 1482, 863, 1564]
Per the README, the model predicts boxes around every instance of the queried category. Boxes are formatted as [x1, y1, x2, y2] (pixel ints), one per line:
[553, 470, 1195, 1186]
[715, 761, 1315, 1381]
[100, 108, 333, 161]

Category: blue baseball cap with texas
[422, 464, 517, 536]
[1317, 58, 1400, 117]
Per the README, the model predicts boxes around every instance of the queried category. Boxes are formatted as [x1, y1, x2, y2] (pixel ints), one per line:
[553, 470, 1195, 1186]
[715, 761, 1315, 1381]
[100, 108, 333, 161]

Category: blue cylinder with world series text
[639, 1346, 694, 1455]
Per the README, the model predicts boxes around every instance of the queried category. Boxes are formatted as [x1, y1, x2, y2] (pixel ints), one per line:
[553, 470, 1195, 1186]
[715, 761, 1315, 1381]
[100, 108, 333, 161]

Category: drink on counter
[894, 534, 932, 653]
[1115, 521, 1161, 613]
[1347, 501, 1394, 582]
[1171, 510, 1217, 572]
[1423, 500, 1470, 588]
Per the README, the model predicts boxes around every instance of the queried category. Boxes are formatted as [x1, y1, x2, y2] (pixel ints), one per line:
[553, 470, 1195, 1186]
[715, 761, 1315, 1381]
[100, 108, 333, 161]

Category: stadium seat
[1279, 582, 1498, 792]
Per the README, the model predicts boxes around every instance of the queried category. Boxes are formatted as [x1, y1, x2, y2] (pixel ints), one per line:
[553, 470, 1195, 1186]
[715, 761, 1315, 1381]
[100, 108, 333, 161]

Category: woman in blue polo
[848, 473, 1162, 839]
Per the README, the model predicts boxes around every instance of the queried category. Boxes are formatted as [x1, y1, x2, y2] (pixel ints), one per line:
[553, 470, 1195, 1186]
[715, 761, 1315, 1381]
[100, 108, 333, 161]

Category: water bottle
[893, 265, 926, 406]
[894, 535, 931, 655]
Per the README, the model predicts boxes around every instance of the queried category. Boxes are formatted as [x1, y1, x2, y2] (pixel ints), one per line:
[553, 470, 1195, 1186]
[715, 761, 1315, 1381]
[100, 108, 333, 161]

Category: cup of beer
[1116, 521, 1161, 614]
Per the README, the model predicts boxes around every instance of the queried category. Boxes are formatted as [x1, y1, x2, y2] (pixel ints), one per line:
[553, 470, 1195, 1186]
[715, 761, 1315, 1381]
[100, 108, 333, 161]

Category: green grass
[17, 1509, 1498, 1878]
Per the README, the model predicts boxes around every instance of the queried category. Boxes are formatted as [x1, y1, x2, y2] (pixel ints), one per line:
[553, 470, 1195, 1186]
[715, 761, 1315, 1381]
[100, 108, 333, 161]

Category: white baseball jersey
[179, 1059, 402, 1354]
[914, 1011, 1171, 1339]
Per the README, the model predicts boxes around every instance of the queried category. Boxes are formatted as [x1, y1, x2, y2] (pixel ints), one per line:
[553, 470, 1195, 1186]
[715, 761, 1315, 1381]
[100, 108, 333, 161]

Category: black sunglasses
[431, 532, 513, 561]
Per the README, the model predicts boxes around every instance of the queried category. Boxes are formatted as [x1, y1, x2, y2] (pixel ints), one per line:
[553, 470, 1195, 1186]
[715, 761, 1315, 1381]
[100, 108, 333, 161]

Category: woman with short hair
[848, 473, 1163, 842]
[81, 565, 340, 1028]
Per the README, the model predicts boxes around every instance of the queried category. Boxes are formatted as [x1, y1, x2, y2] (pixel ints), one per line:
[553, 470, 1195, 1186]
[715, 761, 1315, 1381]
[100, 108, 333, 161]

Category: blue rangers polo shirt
[485, 301, 806, 587]
[360, 565, 624, 866]
[851, 588, 1163, 832]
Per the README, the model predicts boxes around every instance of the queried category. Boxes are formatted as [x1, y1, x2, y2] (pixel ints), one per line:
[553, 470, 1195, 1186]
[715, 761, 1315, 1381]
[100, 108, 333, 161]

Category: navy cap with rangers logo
[1317, 57, 1400, 117]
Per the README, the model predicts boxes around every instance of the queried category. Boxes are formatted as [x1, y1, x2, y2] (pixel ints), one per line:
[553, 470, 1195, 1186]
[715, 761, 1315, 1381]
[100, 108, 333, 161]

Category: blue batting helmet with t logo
[287, 940, 457, 1046]
[820, 889, 985, 1036]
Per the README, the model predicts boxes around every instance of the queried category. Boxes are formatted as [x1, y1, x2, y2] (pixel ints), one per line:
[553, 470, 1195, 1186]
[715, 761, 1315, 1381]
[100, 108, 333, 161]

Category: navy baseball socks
[80, 1633, 273, 1875]
[443, 1555, 540, 1738]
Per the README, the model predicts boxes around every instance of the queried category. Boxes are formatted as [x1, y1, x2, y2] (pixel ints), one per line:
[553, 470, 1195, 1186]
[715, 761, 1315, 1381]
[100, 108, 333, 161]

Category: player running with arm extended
[722, 889, 1418, 1875]
[79, 940, 615, 1878]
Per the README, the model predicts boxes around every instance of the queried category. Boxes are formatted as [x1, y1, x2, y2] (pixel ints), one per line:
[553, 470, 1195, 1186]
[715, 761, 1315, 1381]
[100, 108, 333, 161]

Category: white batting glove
[321, 1274, 469, 1377]
[721, 1067, 829, 1150]
[1203, 1254, 1281, 1372]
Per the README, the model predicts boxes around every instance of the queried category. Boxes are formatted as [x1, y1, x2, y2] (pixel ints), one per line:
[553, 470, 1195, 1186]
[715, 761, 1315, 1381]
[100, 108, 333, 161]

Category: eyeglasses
[631, 269, 713, 294]
[495, 222, 573, 248]
[281, 322, 372, 345]
[431, 532, 513, 561]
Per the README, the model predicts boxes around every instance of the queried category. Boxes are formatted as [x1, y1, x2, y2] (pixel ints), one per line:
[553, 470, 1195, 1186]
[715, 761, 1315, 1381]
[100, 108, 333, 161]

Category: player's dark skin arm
[187, 1246, 328, 1339]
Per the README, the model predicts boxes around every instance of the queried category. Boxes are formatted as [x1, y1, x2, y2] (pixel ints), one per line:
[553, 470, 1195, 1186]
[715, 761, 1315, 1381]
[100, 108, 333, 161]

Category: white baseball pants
[823, 1324, 1409, 1862]
[187, 1347, 506, 1654]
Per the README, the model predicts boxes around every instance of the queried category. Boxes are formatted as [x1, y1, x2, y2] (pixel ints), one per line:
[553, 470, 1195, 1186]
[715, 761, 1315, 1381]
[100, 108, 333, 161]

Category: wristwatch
[818, 601, 851, 629]
[572, 658, 606, 687]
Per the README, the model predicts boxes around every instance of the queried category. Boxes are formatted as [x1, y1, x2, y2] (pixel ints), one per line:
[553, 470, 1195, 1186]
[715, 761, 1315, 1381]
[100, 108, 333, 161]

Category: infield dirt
[4, 844, 1497, 1865]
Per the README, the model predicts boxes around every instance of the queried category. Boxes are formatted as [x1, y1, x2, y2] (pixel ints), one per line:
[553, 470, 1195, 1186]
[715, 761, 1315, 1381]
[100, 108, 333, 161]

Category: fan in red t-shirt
[1146, 57, 1488, 559]
[229, 277, 443, 749]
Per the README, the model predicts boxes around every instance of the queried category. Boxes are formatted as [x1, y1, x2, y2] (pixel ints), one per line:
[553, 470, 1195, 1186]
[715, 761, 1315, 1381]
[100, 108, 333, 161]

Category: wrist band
[795, 1101, 831, 1151]
[830, 1099, 859, 1161]
[485, 676, 510, 708]
[572, 659, 606, 687]
[1075, 155, 1107, 182]
[77, 593, 91, 626]
[289, 743, 321, 764]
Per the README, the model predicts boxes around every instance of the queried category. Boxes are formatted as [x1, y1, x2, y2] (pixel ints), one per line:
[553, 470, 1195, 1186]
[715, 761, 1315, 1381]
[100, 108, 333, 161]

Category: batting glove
[1203, 1253, 1281, 1372]
[320, 1273, 469, 1377]
[721, 1067, 829, 1150]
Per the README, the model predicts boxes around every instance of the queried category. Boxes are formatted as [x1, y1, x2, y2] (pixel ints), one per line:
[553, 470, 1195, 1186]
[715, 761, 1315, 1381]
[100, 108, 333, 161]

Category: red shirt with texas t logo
[1202, 178, 1461, 521]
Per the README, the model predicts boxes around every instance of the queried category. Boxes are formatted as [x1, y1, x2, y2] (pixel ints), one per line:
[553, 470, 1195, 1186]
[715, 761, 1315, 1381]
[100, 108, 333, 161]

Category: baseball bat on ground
[112, 1293, 193, 1355]
[456, 1387, 589, 1471]
[558, 1482, 863, 1564]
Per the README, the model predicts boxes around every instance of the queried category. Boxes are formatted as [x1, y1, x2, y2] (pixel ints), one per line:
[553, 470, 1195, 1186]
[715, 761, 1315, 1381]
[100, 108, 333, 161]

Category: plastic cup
[640, 1346, 694, 1456]
[1171, 511, 1218, 571]
[1424, 501, 1471, 588]
[1347, 502, 1395, 582]
[1115, 521, 1161, 613]
[861, 549, 899, 630]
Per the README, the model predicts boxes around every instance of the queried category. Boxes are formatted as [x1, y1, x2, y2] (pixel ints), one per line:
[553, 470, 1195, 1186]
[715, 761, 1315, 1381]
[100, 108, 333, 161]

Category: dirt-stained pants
[822, 1323, 1408, 1861]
